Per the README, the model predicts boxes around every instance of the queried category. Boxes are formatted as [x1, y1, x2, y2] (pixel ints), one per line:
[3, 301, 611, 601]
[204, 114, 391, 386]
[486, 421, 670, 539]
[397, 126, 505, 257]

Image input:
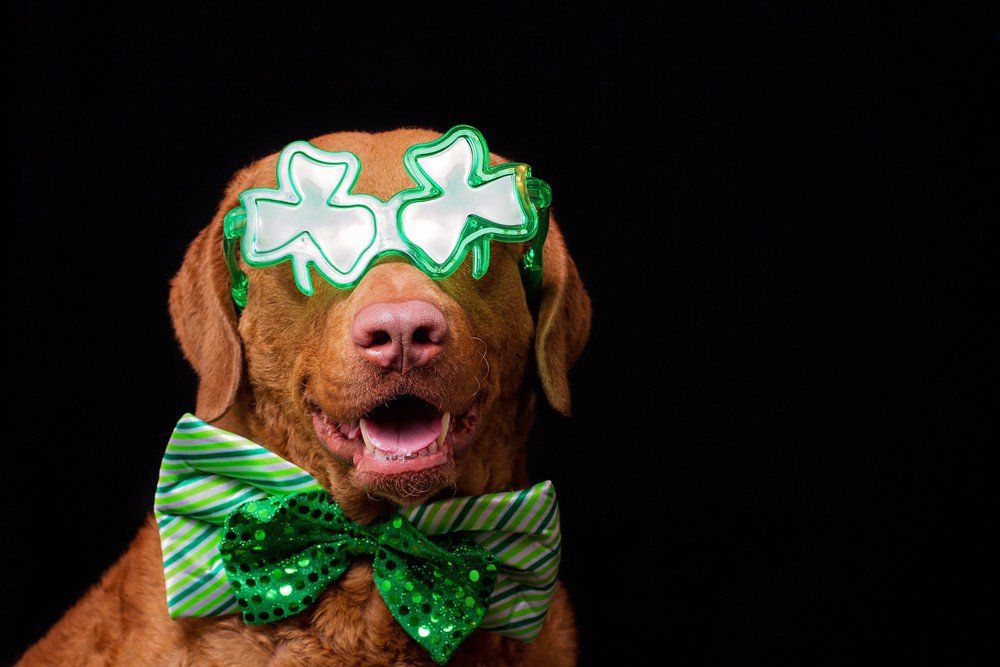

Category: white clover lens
[257, 156, 374, 274]
[399, 136, 526, 265]
[237, 127, 539, 296]
[240, 142, 382, 293]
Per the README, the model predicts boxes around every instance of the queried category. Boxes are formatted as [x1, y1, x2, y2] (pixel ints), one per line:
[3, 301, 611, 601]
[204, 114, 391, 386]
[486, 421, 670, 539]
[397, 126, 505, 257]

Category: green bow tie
[221, 490, 498, 661]
[154, 414, 561, 664]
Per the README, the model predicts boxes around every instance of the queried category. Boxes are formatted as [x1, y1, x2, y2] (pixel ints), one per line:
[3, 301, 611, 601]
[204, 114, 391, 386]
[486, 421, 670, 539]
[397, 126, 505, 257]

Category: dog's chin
[352, 460, 458, 506]
[308, 394, 481, 507]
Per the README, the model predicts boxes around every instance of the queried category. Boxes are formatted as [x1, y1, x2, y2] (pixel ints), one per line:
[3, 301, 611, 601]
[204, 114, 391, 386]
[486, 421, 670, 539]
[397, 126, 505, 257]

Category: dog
[21, 127, 590, 665]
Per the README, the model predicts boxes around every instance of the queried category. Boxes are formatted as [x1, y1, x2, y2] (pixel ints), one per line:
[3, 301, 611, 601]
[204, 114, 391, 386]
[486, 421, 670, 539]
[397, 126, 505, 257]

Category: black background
[6, 2, 991, 664]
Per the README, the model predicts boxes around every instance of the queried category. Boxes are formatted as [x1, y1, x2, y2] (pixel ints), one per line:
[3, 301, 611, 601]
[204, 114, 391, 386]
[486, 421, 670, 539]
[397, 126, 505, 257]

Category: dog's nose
[350, 300, 449, 372]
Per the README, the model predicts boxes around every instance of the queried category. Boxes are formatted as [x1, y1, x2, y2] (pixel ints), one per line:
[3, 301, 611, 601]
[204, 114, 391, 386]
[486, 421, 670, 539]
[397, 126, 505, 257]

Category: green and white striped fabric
[154, 414, 561, 642]
[402, 474, 561, 639]
[154, 414, 322, 618]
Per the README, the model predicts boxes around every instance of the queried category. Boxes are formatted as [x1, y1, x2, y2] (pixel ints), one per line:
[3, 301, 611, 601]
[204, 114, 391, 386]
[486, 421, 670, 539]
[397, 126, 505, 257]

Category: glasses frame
[222, 126, 550, 315]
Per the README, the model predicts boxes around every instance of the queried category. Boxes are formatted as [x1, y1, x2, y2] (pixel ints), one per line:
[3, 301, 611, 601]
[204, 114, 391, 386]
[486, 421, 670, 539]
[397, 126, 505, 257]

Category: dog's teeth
[437, 413, 450, 448]
[359, 419, 375, 454]
[428, 413, 449, 454]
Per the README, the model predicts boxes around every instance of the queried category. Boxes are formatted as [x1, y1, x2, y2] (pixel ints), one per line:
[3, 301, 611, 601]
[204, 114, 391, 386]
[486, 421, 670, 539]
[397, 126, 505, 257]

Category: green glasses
[223, 125, 550, 312]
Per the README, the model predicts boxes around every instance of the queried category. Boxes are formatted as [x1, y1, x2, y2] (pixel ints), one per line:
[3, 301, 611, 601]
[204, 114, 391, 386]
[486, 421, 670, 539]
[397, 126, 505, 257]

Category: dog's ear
[169, 203, 244, 422]
[534, 218, 591, 416]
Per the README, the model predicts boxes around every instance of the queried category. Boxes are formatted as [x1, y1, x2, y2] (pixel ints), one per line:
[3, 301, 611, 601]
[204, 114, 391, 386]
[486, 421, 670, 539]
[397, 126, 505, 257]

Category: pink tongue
[364, 412, 441, 454]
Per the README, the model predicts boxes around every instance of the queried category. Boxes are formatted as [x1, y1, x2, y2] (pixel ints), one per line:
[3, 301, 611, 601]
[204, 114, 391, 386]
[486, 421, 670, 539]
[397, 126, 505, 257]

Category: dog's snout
[350, 300, 449, 373]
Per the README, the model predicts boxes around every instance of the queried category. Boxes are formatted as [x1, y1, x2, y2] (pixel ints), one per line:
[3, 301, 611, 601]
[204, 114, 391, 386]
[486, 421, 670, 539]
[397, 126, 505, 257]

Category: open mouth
[309, 394, 480, 476]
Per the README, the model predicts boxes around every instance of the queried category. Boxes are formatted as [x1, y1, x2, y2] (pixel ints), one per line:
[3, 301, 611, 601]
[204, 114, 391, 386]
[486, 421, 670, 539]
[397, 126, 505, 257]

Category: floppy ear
[169, 204, 244, 422]
[534, 218, 592, 416]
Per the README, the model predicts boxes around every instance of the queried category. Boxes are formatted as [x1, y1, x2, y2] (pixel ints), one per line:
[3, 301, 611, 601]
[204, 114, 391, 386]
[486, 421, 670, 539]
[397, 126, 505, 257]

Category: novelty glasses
[223, 126, 550, 311]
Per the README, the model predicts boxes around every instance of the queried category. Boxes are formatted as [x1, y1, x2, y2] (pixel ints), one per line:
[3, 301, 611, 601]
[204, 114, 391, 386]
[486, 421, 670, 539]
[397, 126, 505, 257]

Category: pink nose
[350, 300, 449, 373]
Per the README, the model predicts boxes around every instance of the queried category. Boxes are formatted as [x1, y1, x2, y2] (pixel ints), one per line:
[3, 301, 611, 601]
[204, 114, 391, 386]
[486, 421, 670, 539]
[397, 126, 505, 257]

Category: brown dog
[21, 128, 590, 666]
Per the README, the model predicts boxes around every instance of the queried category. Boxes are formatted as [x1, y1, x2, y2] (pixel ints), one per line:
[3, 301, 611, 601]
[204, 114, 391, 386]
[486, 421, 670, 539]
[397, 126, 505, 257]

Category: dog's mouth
[308, 394, 481, 476]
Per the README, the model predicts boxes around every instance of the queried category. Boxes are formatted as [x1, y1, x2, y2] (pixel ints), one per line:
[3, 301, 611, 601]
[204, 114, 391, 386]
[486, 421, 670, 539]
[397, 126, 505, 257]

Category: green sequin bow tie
[154, 414, 561, 664]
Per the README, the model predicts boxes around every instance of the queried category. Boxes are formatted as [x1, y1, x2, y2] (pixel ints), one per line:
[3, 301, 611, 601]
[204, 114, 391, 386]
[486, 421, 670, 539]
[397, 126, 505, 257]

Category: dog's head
[169, 128, 589, 518]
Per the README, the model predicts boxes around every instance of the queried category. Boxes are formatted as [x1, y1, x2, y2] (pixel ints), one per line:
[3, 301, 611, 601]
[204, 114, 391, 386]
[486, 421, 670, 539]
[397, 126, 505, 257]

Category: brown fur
[21, 128, 590, 665]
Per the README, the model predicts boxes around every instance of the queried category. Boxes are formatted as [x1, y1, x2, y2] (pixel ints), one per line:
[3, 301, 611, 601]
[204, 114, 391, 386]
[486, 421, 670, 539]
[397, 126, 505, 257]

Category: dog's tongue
[362, 399, 442, 454]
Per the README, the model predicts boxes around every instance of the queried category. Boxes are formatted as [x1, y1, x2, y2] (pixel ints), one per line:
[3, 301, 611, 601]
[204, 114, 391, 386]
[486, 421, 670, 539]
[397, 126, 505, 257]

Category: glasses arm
[522, 177, 551, 315]
[223, 206, 249, 311]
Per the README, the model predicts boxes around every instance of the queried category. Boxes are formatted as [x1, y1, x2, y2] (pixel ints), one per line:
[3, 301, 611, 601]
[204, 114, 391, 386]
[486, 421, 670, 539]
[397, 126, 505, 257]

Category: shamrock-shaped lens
[399, 132, 530, 270]
[240, 145, 382, 293]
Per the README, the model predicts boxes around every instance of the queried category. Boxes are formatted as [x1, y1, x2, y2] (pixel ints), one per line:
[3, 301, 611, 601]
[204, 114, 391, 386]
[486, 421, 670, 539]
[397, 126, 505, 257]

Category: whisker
[471, 336, 490, 398]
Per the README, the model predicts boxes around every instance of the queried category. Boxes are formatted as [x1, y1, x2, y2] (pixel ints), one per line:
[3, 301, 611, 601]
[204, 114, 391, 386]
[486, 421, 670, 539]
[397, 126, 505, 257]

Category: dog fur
[20, 128, 590, 666]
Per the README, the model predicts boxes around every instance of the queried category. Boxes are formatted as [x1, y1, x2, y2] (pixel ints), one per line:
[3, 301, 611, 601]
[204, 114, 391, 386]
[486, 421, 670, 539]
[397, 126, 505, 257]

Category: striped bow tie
[154, 414, 561, 663]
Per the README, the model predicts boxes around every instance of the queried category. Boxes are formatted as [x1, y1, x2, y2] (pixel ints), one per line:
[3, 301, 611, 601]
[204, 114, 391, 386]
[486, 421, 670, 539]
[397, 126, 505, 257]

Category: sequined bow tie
[221, 490, 497, 661]
[155, 414, 561, 664]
